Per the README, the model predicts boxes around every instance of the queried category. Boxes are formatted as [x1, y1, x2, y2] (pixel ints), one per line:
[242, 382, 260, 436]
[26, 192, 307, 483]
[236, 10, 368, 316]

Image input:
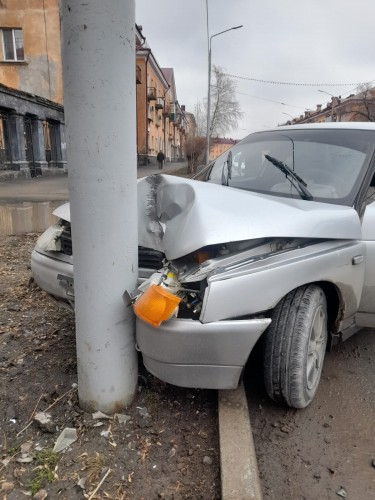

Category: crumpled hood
[138, 175, 361, 260]
[54, 175, 362, 261]
[53, 202, 71, 222]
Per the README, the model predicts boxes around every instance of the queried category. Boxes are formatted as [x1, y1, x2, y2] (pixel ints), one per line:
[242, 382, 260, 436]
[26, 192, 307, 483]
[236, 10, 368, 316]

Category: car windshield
[207, 129, 375, 205]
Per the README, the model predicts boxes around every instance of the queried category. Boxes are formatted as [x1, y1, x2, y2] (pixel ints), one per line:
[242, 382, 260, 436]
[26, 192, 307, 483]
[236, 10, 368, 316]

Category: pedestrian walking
[157, 150, 165, 169]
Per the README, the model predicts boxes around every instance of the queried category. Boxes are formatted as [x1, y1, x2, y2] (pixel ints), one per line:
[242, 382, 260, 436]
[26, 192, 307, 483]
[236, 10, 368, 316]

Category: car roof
[263, 122, 375, 133]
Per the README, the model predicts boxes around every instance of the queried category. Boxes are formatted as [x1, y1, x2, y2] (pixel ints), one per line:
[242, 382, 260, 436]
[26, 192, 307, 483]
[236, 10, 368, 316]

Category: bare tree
[184, 68, 242, 173]
[209, 66, 243, 138]
[193, 67, 243, 139]
[353, 83, 375, 121]
[185, 135, 206, 174]
[193, 100, 207, 137]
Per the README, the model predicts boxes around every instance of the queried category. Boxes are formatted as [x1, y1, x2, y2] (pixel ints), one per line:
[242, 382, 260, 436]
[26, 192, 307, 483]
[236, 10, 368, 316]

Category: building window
[2, 28, 24, 61]
[44, 120, 59, 166]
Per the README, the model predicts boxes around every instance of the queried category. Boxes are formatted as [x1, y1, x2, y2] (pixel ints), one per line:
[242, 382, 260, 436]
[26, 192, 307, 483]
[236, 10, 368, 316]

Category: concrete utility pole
[205, 25, 243, 165]
[61, 0, 138, 413]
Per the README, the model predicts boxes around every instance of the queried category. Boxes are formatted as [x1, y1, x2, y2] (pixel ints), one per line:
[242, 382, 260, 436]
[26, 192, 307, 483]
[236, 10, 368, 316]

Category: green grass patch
[28, 449, 59, 495]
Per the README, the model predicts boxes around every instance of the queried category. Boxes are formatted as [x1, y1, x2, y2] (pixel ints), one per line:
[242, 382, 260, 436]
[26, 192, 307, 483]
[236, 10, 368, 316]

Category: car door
[357, 199, 375, 325]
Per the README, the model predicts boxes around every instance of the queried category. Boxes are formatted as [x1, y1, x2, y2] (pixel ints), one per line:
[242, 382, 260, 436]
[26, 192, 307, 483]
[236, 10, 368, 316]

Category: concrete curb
[0, 168, 67, 183]
[219, 382, 263, 500]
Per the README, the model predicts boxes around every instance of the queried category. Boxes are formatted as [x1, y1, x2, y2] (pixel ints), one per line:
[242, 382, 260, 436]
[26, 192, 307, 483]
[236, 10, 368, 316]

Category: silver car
[31, 123, 375, 408]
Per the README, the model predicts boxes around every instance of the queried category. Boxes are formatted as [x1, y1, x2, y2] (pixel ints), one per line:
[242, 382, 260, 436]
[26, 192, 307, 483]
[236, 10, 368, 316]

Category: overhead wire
[235, 91, 306, 109]
[232, 79, 375, 117]
[223, 73, 373, 87]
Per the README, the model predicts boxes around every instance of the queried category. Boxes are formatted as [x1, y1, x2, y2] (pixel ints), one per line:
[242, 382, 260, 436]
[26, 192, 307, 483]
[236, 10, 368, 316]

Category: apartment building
[136, 26, 189, 164]
[0, 3, 193, 177]
[209, 137, 238, 161]
[284, 88, 375, 125]
[0, 0, 65, 176]
[0, 0, 63, 103]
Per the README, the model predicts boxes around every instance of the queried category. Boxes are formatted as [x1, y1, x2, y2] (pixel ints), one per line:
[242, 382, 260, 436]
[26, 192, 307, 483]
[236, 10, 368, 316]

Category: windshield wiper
[221, 151, 233, 186]
[264, 154, 313, 201]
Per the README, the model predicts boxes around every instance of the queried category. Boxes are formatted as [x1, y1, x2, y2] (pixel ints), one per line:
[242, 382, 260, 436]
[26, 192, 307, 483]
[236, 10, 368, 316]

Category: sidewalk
[0, 160, 188, 204]
[137, 159, 188, 178]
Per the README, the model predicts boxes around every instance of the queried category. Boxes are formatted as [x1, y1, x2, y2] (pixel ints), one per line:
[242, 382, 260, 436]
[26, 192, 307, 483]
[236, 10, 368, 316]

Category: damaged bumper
[31, 250, 74, 303]
[136, 316, 271, 389]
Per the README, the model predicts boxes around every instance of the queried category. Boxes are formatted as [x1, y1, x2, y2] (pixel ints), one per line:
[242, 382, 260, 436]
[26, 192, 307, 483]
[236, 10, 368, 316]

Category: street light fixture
[318, 90, 340, 122]
[317, 89, 335, 98]
[205, 25, 243, 165]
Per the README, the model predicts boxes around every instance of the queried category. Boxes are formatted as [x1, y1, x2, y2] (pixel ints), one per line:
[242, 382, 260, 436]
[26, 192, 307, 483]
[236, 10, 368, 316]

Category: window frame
[1, 28, 24, 62]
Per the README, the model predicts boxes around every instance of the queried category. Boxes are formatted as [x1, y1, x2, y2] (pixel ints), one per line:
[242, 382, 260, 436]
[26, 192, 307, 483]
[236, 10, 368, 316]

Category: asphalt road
[246, 328, 375, 499]
[0, 161, 188, 204]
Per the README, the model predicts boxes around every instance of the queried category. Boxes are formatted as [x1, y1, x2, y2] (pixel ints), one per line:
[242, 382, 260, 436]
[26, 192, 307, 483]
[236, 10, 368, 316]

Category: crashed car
[31, 123, 375, 408]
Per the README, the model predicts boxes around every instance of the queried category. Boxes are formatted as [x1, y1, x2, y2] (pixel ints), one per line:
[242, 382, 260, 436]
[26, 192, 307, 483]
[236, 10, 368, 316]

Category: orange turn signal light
[133, 284, 181, 328]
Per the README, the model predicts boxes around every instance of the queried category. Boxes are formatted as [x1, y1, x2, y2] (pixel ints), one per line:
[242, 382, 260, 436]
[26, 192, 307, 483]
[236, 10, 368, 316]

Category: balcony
[155, 97, 164, 110]
[136, 66, 141, 84]
[162, 104, 171, 116]
[147, 87, 156, 101]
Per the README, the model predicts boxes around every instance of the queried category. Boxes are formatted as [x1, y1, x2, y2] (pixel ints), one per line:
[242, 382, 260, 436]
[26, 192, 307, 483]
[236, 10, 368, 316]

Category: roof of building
[0, 82, 63, 111]
[211, 138, 238, 145]
[161, 68, 174, 86]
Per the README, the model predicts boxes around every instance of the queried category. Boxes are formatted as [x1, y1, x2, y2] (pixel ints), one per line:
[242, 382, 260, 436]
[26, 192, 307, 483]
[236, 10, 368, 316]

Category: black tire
[263, 284, 328, 408]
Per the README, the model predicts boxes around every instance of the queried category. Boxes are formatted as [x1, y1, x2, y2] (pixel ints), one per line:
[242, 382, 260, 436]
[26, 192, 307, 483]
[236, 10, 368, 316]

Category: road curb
[219, 382, 263, 500]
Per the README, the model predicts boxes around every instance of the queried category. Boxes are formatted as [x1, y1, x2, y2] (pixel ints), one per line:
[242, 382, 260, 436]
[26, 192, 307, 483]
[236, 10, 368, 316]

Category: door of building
[45, 120, 59, 167]
[24, 116, 39, 177]
[0, 111, 13, 171]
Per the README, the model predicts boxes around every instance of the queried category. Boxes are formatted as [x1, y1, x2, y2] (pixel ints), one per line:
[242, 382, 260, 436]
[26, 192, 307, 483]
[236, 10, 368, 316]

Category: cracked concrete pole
[61, 0, 138, 413]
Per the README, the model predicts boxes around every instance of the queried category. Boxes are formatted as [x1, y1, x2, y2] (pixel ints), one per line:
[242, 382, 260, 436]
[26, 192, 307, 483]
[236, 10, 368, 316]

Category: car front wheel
[263, 284, 328, 408]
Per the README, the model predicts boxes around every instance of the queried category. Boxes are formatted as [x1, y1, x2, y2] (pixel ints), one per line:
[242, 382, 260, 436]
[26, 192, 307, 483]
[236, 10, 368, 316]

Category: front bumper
[31, 250, 74, 302]
[136, 316, 271, 389]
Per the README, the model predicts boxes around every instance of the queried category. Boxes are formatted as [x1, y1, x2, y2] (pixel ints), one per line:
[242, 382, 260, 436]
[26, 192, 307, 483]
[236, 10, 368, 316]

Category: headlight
[178, 238, 307, 283]
[35, 224, 64, 252]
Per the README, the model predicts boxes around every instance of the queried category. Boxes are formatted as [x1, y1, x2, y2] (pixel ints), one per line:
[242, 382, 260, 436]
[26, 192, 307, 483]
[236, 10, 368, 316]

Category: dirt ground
[3, 233, 375, 500]
[246, 330, 375, 499]
[0, 234, 220, 499]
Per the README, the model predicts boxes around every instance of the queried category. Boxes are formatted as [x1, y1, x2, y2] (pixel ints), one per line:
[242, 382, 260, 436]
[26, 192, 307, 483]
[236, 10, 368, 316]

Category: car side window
[208, 147, 265, 183]
[363, 172, 375, 207]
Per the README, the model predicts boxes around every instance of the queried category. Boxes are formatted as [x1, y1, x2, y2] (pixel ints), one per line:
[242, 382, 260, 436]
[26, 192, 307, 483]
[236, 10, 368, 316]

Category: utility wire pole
[61, 0, 138, 413]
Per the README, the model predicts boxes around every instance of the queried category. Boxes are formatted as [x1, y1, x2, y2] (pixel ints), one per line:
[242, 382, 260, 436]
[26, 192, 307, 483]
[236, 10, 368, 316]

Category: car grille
[60, 224, 72, 256]
[58, 221, 164, 269]
[138, 246, 164, 270]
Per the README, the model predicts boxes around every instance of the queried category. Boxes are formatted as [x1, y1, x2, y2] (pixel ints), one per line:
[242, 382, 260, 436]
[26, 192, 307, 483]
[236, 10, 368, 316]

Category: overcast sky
[136, 0, 374, 140]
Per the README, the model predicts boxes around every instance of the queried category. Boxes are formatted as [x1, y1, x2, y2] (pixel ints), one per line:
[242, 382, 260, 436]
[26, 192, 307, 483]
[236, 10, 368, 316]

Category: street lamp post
[205, 25, 243, 165]
[318, 90, 340, 122]
[282, 111, 294, 122]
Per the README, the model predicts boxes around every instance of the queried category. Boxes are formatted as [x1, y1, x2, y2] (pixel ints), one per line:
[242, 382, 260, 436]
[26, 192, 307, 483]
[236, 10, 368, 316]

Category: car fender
[201, 239, 365, 324]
